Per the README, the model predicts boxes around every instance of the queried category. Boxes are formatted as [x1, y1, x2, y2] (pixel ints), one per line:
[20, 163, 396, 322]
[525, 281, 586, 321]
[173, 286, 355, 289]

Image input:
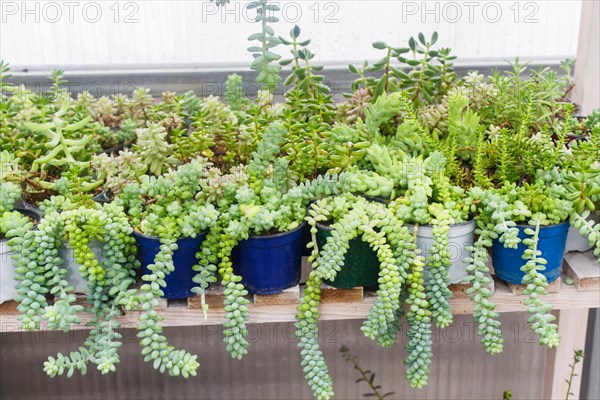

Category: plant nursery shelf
[1, 274, 598, 334]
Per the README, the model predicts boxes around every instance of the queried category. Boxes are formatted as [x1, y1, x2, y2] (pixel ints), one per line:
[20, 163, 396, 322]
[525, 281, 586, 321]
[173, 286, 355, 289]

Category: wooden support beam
[253, 285, 300, 306]
[320, 284, 364, 303]
[564, 251, 600, 291]
[572, 0, 600, 114]
[544, 309, 589, 399]
[508, 276, 562, 295]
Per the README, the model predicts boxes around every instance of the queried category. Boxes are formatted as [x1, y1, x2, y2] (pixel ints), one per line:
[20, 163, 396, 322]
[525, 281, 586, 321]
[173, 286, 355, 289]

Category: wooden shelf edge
[1, 281, 598, 333]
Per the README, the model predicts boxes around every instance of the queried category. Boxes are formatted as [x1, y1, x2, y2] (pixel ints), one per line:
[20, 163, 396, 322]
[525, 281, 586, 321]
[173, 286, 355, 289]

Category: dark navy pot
[232, 223, 305, 294]
[491, 221, 569, 284]
[134, 231, 206, 299]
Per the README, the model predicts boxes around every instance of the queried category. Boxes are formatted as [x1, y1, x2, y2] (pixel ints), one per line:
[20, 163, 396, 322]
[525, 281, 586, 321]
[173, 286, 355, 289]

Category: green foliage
[297, 194, 438, 396]
[570, 211, 600, 258]
[467, 180, 574, 350]
[7, 202, 141, 377]
[2, 29, 596, 394]
[91, 150, 148, 196]
[225, 74, 247, 111]
[279, 89, 331, 181]
[340, 345, 395, 399]
[0, 180, 21, 214]
[247, 0, 282, 92]
[349, 32, 456, 106]
[425, 214, 453, 328]
[117, 161, 218, 376]
[520, 221, 561, 347]
[403, 228, 432, 388]
[0, 60, 14, 97]
[117, 159, 218, 238]
[280, 25, 329, 98]
[136, 238, 200, 376]
[134, 123, 178, 175]
[565, 350, 585, 400]
[21, 97, 93, 172]
[464, 224, 504, 354]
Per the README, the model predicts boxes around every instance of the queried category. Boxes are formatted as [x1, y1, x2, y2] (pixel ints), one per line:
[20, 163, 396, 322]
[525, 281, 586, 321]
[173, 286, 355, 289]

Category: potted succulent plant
[559, 113, 600, 254]
[308, 194, 381, 289]
[116, 159, 219, 299]
[299, 193, 435, 399]
[193, 121, 373, 360]
[0, 180, 41, 303]
[6, 194, 145, 376]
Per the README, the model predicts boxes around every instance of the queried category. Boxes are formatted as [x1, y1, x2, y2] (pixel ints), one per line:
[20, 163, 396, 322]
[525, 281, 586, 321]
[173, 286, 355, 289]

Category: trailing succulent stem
[520, 221, 561, 348]
[464, 223, 503, 354]
[298, 194, 436, 396]
[218, 225, 251, 360]
[426, 217, 453, 328]
[404, 227, 432, 388]
[138, 239, 200, 376]
[247, 0, 282, 92]
[570, 211, 600, 257]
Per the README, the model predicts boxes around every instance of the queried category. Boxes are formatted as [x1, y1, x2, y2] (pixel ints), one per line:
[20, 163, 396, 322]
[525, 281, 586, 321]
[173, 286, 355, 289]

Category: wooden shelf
[1, 278, 598, 333]
[1, 252, 599, 333]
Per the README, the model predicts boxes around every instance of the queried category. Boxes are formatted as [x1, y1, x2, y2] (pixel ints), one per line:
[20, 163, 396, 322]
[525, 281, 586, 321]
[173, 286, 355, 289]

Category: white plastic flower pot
[1, 205, 43, 304]
[61, 240, 104, 294]
[0, 239, 18, 304]
[408, 220, 476, 284]
[0, 239, 102, 303]
[566, 212, 599, 253]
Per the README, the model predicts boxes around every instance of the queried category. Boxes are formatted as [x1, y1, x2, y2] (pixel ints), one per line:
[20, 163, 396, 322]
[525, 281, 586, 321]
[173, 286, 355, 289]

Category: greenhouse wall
[2, 313, 551, 399]
[1, 1, 581, 70]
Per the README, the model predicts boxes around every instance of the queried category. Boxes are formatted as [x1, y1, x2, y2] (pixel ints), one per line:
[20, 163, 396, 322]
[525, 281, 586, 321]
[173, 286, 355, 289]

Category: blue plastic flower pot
[232, 223, 305, 294]
[491, 221, 569, 284]
[134, 231, 206, 299]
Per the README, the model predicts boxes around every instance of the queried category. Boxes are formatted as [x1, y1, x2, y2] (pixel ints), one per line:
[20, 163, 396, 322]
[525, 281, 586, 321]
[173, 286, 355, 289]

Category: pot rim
[514, 220, 570, 229]
[1, 206, 43, 243]
[404, 219, 476, 229]
[316, 219, 476, 231]
[247, 221, 306, 239]
[315, 221, 335, 231]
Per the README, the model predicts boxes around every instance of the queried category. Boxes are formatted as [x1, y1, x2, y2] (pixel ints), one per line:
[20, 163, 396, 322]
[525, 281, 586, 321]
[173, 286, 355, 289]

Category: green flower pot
[316, 223, 379, 289]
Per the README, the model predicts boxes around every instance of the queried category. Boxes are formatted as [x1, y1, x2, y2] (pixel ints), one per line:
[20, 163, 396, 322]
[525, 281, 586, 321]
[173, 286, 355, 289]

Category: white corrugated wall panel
[1, 313, 548, 399]
[1, 1, 581, 70]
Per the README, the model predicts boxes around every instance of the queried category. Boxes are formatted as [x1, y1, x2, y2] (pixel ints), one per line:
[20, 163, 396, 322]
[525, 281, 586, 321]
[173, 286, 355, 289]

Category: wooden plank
[507, 276, 562, 295]
[544, 309, 589, 400]
[449, 273, 494, 299]
[154, 297, 169, 310]
[321, 284, 363, 303]
[564, 251, 600, 291]
[188, 285, 226, 310]
[0, 300, 18, 314]
[1, 278, 598, 333]
[572, 0, 600, 114]
[253, 285, 299, 306]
